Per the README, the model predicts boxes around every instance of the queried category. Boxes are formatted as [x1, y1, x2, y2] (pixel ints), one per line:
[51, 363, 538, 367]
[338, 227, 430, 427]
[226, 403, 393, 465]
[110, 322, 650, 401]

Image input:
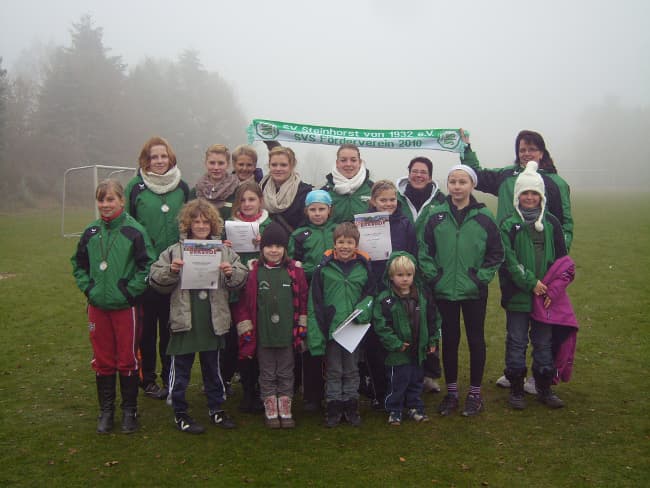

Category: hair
[232, 144, 258, 164]
[268, 146, 297, 168]
[515, 130, 556, 171]
[408, 156, 433, 176]
[205, 144, 230, 163]
[231, 181, 264, 217]
[371, 179, 398, 200]
[258, 246, 289, 266]
[138, 136, 177, 171]
[336, 143, 361, 159]
[95, 178, 125, 201]
[177, 198, 223, 237]
[388, 255, 416, 277]
[333, 221, 360, 245]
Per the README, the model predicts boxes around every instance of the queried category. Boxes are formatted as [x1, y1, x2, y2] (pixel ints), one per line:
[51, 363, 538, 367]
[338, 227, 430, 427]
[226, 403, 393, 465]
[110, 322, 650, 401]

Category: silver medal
[198, 290, 208, 300]
[271, 313, 280, 324]
[161, 203, 170, 213]
[99, 261, 108, 271]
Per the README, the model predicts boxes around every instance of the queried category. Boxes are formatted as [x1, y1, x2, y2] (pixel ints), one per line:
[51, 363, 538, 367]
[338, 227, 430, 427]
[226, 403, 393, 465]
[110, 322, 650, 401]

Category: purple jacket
[531, 255, 578, 383]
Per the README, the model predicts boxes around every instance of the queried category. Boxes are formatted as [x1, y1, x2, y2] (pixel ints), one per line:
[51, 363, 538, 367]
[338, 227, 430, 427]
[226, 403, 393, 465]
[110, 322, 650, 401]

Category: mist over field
[1, 0, 649, 207]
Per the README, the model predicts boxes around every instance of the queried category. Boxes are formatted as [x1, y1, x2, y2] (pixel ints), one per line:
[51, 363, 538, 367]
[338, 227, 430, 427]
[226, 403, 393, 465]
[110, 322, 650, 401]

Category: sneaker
[144, 383, 168, 400]
[524, 376, 537, 395]
[407, 408, 429, 422]
[496, 375, 511, 388]
[388, 412, 401, 425]
[438, 394, 459, 416]
[209, 410, 237, 429]
[175, 414, 205, 434]
[423, 377, 441, 393]
[462, 393, 484, 417]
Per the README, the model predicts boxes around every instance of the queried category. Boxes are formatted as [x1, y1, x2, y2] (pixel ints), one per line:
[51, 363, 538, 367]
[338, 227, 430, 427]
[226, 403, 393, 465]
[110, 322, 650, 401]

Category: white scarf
[141, 166, 182, 195]
[261, 172, 302, 213]
[332, 162, 368, 195]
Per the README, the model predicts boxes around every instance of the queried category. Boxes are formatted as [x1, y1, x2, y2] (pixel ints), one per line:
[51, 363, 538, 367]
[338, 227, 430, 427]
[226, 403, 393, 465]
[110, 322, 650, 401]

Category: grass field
[1, 193, 649, 487]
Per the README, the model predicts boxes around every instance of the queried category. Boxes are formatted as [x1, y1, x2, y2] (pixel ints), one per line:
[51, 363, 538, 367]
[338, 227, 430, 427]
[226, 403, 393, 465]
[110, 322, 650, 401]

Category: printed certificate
[354, 212, 392, 261]
[180, 239, 223, 290]
[225, 221, 260, 253]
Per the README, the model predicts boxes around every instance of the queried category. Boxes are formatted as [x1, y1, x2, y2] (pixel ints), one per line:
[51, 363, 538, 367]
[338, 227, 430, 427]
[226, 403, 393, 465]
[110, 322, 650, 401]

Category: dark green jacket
[499, 212, 567, 312]
[124, 172, 190, 256]
[396, 175, 446, 232]
[418, 196, 504, 301]
[461, 147, 573, 251]
[307, 250, 374, 356]
[288, 220, 336, 281]
[71, 212, 155, 310]
[321, 170, 374, 223]
[372, 252, 439, 366]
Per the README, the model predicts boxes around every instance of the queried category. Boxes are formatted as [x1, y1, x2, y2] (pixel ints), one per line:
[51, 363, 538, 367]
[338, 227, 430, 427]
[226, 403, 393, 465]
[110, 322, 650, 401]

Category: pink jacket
[531, 255, 578, 383]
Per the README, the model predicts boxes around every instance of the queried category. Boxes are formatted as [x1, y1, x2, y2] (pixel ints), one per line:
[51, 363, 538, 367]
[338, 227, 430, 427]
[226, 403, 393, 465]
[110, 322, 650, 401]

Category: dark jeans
[384, 363, 425, 415]
[169, 350, 224, 414]
[139, 288, 171, 387]
[505, 311, 554, 374]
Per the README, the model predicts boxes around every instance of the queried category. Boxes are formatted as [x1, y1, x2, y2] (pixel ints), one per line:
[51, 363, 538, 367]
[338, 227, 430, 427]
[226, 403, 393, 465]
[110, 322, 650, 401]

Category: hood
[382, 250, 421, 289]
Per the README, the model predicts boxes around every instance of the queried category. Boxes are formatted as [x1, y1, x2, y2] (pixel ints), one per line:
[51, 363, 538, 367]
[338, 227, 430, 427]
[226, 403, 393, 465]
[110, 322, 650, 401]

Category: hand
[223, 239, 233, 248]
[428, 345, 437, 354]
[242, 331, 253, 342]
[544, 295, 552, 309]
[399, 342, 410, 352]
[459, 128, 470, 145]
[220, 261, 233, 277]
[533, 280, 548, 296]
[170, 258, 184, 274]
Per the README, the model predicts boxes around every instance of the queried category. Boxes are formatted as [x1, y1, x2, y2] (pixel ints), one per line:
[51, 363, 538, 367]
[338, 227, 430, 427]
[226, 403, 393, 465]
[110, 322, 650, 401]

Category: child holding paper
[148, 199, 248, 433]
[234, 222, 309, 428]
[373, 252, 439, 425]
[307, 222, 374, 427]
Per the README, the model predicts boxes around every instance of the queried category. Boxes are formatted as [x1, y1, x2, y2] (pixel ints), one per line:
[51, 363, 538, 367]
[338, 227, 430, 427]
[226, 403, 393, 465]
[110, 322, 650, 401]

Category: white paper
[332, 309, 370, 353]
[180, 239, 223, 290]
[225, 221, 260, 253]
[354, 212, 392, 261]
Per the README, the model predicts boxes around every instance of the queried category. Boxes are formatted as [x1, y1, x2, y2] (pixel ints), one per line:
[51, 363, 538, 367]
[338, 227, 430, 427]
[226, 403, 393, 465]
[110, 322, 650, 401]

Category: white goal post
[62, 164, 136, 237]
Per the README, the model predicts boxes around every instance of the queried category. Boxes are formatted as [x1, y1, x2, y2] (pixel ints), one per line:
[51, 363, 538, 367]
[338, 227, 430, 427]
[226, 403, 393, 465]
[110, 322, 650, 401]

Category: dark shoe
[462, 393, 484, 417]
[438, 394, 459, 416]
[509, 391, 527, 410]
[143, 382, 168, 400]
[209, 409, 237, 429]
[343, 399, 361, 427]
[534, 370, 565, 409]
[505, 368, 527, 410]
[121, 409, 138, 434]
[325, 400, 343, 428]
[175, 413, 205, 434]
[119, 374, 140, 433]
[96, 375, 116, 434]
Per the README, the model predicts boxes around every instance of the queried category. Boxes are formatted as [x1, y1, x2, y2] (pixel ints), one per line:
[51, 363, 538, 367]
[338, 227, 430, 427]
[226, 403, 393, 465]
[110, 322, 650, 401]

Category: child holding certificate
[307, 222, 374, 427]
[71, 179, 155, 434]
[233, 222, 309, 428]
[148, 199, 248, 434]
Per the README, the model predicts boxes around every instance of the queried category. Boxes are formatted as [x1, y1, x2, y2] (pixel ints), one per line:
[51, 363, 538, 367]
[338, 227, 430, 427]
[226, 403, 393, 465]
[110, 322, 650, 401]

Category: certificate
[332, 309, 370, 353]
[225, 221, 260, 253]
[354, 212, 392, 261]
[180, 239, 223, 290]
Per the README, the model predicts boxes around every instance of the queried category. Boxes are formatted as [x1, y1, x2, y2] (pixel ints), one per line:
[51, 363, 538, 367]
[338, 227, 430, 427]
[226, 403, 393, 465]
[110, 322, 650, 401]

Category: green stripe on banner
[247, 119, 466, 153]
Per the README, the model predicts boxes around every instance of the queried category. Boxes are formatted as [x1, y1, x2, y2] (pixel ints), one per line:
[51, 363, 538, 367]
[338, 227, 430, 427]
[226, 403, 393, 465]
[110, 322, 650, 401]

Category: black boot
[533, 369, 564, 409]
[96, 374, 116, 434]
[325, 400, 343, 428]
[343, 399, 361, 427]
[120, 374, 140, 434]
[505, 367, 527, 410]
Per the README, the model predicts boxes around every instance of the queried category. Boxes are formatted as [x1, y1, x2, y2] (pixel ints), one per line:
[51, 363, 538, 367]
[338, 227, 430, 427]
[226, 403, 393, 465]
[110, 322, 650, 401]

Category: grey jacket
[149, 239, 248, 335]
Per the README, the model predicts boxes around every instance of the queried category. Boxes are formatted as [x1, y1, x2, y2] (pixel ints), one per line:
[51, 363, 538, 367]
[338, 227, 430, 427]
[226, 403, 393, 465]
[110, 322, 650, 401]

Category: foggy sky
[2, 0, 649, 186]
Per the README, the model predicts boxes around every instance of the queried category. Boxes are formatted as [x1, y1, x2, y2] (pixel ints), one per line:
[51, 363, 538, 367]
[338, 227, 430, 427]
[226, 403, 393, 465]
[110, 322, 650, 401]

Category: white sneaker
[423, 376, 441, 393]
[496, 375, 511, 388]
[524, 376, 537, 395]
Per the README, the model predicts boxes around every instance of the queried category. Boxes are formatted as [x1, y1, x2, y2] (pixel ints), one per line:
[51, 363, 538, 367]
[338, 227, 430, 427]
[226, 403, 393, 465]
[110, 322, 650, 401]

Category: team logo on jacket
[259, 280, 270, 290]
[435, 213, 445, 222]
[138, 183, 146, 190]
[515, 224, 521, 231]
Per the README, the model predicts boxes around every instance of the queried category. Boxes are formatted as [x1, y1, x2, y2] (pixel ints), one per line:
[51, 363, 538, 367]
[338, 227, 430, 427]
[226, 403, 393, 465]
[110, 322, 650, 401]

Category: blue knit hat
[305, 189, 332, 207]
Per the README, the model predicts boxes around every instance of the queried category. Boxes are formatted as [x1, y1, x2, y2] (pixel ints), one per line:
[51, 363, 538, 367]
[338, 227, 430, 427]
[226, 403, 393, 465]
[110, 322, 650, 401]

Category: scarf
[194, 173, 239, 208]
[261, 172, 302, 213]
[101, 207, 124, 223]
[331, 163, 368, 195]
[404, 182, 434, 211]
[520, 207, 542, 226]
[235, 209, 269, 224]
[141, 166, 182, 195]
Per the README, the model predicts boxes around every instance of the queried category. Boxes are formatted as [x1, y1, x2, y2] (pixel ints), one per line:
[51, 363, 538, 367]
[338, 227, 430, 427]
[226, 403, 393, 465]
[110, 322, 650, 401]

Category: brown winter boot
[278, 396, 295, 429]
[263, 395, 281, 428]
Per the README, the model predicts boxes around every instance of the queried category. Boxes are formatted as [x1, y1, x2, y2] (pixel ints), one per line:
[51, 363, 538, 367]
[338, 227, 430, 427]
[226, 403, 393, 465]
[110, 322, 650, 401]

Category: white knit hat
[513, 161, 546, 231]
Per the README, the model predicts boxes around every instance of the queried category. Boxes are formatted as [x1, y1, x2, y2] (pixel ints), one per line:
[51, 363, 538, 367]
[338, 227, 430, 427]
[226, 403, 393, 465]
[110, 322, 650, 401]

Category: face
[334, 236, 357, 262]
[336, 148, 362, 179]
[518, 140, 544, 166]
[518, 190, 542, 210]
[408, 162, 432, 190]
[190, 213, 211, 239]
[371, 189, 398, 214]
[234, 154, 256, 182]
[269, 154, 292, 185]
[97, 189, 124, 219]
[391, 270, 414, 294]
[205, 152, 229, 182]
[262, 244, 285, 263]
[306, 203, 331, 226]
[447, 170, 474, 205]
[239, 190, 262, 217]
[148, 145, 171, 175]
